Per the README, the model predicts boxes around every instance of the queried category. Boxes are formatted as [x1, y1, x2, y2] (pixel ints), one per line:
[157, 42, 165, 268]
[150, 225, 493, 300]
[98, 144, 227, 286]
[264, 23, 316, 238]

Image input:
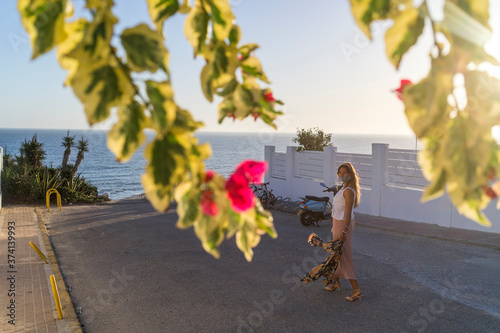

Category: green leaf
[86, 0, 114, 9]
[59, 6, 135, 126]
[464, 70, 500, 128]
[200, 43, 238, 102]
[216, 78, 237, 97]
[184, 3, 209, 55]
[214, 43, 229, 73]
[235, 211, 263, 262]
[18, 0, 67, 59]
[56, 19, 87, 85]
[233, 84, 254, 117]
[142, 133, 189, 211]
[121, 24, 169, 73]
[67, 7, 118, 61]
[254, 201, 277, 238]
[404, 57, 454, 138]
[422, 169, 446, 201]
[349, 0, 394, 39]
[438, 113, 493, 226]
[241, 57, 270, 83]
[194, 214, 226, 259]
[107, 100, 147, 162]
[171, 107, 205, 135]
[208, 0, 234, 40]
[217, 97, 235, 123]
[385, 6, 425, 69]
[146, 0, 179, 32]
[174, 181, 201, 229]
[242, 76, 262, 103]
[238, 43, 259, 60]
[71, 62, 124, 124]
[178, 0, 191, 14]
[146, 81, 177, 134]
[212, 42, 239, 88]
[229, 25, 241, 46]
[200, 63, 215, 101]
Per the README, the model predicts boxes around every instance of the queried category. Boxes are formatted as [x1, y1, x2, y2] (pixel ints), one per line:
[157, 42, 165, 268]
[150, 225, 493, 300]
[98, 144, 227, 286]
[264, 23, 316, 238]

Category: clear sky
[1, 0, 499, 135]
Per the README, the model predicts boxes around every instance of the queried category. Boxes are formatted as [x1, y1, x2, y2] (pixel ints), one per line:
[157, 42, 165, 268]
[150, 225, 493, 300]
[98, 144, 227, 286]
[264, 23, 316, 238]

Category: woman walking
[324, 162, 362, 302]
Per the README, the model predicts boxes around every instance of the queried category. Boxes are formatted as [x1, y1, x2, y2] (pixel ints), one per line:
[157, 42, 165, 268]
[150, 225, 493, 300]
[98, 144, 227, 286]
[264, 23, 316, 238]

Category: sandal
[345, 289, 362, 302]
[323, 283, 340, 292]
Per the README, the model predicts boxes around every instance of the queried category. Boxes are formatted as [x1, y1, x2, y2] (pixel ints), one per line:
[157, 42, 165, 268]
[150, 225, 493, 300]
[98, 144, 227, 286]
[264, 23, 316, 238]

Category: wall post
[371, 143, 389, 216]
[323, 146, 337, 186]
[285, 146, 297, 199]
[264, 145, 275, 184]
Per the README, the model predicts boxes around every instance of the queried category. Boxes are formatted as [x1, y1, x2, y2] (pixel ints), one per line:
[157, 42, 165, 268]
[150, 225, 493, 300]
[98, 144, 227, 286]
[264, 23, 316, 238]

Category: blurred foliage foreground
[16, 0, 500, 261]
[349, 0, 500, 226]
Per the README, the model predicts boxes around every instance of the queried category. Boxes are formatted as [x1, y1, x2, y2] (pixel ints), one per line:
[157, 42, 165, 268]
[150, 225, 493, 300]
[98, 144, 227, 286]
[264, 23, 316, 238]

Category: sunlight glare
[493, 126, 500, 144]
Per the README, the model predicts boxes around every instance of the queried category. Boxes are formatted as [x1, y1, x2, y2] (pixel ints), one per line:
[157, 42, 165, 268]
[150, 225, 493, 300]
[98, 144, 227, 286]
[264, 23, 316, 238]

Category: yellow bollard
[29, 241, 48, 264]
[50, 275, 64, 320]
[46, 188, 62, 212]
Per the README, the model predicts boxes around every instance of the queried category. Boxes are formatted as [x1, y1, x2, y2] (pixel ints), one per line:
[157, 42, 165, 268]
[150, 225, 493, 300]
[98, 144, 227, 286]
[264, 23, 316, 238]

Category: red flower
[483, 186, 497, 199]
[226, 160, 268, 212]
[201, 190, 218, 216]
[204, 170, 215, 183]
[393, 79, 413, 100]
[251, 109, 260, 121]
[224, 109, 236, 121]
[238, 54, 243, 60]
[263, 91, 275, 103]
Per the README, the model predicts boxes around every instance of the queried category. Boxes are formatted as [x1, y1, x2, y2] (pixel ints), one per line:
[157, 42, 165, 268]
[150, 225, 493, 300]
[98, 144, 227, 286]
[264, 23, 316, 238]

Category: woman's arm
[340, 188, 354, 243]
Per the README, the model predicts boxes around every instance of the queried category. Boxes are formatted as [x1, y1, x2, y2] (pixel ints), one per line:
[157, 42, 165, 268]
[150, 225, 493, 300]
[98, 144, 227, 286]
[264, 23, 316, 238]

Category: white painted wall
[265, 144, 500, 234]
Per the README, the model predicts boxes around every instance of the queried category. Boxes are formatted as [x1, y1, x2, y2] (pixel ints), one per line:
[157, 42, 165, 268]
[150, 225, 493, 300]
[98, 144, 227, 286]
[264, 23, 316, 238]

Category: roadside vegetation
[1, 132, 108, 205]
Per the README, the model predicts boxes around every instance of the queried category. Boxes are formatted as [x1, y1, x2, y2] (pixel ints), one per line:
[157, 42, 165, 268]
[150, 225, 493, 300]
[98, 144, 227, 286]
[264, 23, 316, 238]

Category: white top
[331, 187, 356, 221]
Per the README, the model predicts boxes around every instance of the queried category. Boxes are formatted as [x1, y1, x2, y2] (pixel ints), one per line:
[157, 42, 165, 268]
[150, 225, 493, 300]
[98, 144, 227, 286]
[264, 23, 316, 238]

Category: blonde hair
[337, 162, 361, 208]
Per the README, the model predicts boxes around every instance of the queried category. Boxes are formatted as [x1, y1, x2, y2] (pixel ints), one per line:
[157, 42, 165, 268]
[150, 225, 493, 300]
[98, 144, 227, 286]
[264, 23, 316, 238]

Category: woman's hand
[340, 234, 347, 243]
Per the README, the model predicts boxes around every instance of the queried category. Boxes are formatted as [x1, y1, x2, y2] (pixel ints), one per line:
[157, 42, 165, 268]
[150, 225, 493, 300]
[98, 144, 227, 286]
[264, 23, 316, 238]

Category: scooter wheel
[300, 212, 316, 226]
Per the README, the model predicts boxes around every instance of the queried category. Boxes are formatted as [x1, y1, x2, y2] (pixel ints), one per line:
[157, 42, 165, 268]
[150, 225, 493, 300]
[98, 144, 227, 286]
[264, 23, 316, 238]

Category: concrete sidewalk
[354, 213, 500, 250]
[0, 205, 81, 333]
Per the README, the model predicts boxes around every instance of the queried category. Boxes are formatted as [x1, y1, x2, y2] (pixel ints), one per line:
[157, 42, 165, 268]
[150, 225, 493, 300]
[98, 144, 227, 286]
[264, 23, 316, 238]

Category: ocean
[0, 128, 422, 200]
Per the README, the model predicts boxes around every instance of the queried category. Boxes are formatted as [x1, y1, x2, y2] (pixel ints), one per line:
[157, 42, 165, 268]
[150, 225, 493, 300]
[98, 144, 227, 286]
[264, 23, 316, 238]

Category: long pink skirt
[332, 218, 357, 280]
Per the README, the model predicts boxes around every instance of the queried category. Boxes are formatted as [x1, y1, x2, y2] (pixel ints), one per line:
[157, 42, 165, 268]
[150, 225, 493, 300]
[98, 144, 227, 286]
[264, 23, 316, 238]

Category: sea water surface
[0, 128, 422, 200]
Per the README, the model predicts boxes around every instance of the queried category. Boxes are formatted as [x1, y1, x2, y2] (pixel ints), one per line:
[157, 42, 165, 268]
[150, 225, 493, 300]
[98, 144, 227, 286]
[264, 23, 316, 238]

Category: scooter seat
[305, 195, 329, 202]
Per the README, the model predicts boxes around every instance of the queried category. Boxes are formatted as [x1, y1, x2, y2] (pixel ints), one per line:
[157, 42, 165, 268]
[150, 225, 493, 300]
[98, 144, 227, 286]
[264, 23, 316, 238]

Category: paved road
[43, 198, 500, 333]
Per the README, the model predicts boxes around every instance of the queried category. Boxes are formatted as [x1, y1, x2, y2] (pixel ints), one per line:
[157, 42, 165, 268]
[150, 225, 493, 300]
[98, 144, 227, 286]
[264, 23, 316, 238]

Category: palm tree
[19, 134, 46, 168]
[73, 137, 89, 175]
[61, 131, 76, 167]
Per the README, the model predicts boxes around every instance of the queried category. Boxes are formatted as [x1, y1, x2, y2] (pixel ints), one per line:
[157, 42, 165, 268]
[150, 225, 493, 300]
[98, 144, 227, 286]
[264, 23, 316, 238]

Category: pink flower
[201, 189, 218, 216]
[393, 79, 413, 100]
[238, 53, 243, 60]
[225, 160, 268, 213]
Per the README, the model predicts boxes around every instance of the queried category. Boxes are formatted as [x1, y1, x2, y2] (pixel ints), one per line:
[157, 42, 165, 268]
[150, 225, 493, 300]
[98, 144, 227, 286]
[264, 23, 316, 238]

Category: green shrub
[1, 134, 108, 205]
[292, 127, 333, 152]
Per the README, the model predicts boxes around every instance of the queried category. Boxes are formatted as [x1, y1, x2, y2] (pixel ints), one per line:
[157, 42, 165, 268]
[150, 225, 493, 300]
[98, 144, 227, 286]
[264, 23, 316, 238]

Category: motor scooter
[298, 182, 340, 227]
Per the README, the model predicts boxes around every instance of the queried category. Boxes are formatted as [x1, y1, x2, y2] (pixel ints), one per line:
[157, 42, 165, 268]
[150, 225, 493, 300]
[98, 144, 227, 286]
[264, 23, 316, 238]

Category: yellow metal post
[50, 275, 64, 319]
[29, 241, 48, 263]
[46, 189, 62, 212]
